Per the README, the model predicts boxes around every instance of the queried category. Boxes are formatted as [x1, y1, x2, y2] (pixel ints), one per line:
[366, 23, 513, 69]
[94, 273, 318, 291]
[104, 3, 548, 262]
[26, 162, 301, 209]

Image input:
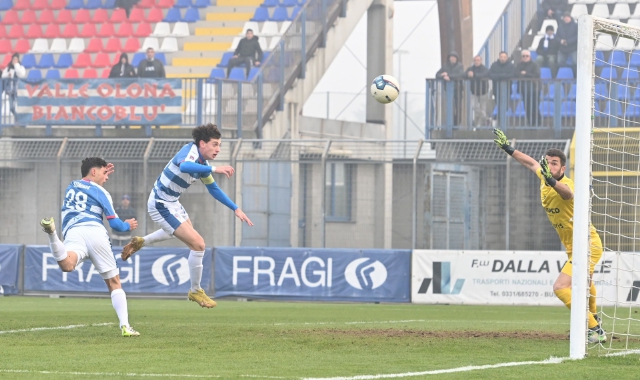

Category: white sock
[188, 250, 205, 292]
[143, 229, 173, 245]
[110, 288, 129, 328]
[47, 233, 67, 262]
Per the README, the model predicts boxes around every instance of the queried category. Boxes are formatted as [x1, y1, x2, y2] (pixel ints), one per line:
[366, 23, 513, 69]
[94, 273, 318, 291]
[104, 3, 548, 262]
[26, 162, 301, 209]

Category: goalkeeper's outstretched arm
[493, 128, 540, 173]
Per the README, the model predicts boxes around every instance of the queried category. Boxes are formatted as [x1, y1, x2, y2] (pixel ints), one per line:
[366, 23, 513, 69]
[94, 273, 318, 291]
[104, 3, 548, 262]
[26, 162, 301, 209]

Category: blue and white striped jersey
[152, 142, 210, 202]
[61, 179, 118, 237]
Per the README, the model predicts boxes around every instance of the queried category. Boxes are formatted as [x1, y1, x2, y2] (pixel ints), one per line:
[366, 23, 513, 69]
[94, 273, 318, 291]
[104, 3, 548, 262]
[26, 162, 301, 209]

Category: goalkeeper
[493, 128, 606, 344]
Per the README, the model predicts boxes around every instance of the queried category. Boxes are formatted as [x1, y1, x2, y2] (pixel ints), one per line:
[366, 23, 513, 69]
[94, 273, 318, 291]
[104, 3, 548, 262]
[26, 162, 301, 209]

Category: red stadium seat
[115, 23, 133, 37]
[137, 0, 153, 8]
[73, 9, 91, 24]
[80, 24, 97, 38]
[1, 54, 11, 67]
[2, 10, 19, 24]
[37, 9, 54, 24]
[104, 38, 122, 53]
[110, 8, 127, 23]
[101, 68, 110, 78]
[14, 39, 30, 53]
[13, 0, 30, 10]
[83, 69, 98, 78]
[54, 9, 72, 24]
[0, 26, 6, 39]
[44, 24, 61, 38]
[157, 0, 174, 8]
[129, 8, 145, 23]
[147, 8, 163, 22]
[97, 23, 115, 38]
[93, 9, 109, 23]
[92, 53, 111, 67]
[21, 10, 36, 24]
[123, 38, 140, 53]
[64, 69, 79, 78]
[85, 38, 103, 53]
[73, 53, 92, 68]
[133, 23, 151, 37]
[31, 0, 48, 10]
[61, 24, 79, 38]
[0, 41, 11, 54]
[50, 0, 66, 9]
[7, 25, 24, 39]
[25, 24, 43, 39]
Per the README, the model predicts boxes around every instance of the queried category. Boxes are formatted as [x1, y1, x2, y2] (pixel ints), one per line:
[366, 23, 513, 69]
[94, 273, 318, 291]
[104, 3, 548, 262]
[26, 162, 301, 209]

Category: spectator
[516, 50, 541, 125]
[536, 25, 560, 76]
[227, 29, 263, 78]
[465, 55, 490, 127]
[556, 12, 578, 69]
[109, 53, 136, 78]
[2, 53, 26, 118]
[138, 47, 165, 78]
[488, 51, 515, 109]
[536, 0, 568, 32]
[112, 195, 137, 246]
[115, 0, 140, 18]
[435, 52, 465, 125]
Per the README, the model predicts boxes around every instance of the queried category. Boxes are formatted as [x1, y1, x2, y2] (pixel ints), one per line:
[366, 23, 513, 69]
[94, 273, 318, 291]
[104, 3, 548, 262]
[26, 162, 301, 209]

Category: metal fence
[0, 0, 347, 138]
[0, 137, 569, 252]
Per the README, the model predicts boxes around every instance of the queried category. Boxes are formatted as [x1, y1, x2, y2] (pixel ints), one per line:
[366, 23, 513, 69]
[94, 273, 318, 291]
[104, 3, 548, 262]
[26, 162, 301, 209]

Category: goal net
[574, 15, 640, 357]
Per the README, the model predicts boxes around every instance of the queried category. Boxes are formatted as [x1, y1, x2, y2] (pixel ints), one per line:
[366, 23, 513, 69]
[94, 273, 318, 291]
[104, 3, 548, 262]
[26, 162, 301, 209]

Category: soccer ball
[370, 75, 400, 104]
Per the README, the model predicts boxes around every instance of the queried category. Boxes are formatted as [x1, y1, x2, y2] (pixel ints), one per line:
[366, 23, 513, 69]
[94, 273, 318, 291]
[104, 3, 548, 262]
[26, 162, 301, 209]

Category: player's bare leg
[121, 229, 174, 260]
[40, 217, 79, 271]
[553, 272, 606, 343]
[104, 275, 139, 337]
[173, 220, 216, 308]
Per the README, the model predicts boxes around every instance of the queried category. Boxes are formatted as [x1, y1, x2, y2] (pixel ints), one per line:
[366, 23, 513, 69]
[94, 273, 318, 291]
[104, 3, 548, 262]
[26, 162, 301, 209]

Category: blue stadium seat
[634, 88, 640, 100]
[175, 0, 192, 7]
[131, 52, 145, 67]
[85, 0, 102, 9]
[624, 101, 640, 117]
[193, 0, 209, 8]
[507, 101, 526, 117]
[594, 83, 609, 100]
[541, 83, 555, 100]
[601, 67, 618, 80]
[209, 68, 225, 81]
[596, 101, 623, 117]
[0, 0, 12, 10]
[291, 5, 301, 19]
[556, 67, 574, 79]
[561, 101, 576, 117]
[270, 6, 289, 21]
[630, 51, 640, 67]
[618, 84, 633, 100]
[102, 0, 115, 8]
[248, 67, 260, 81]
[36, 54, 55, 69]
[262, 51, 270, 62]
[45, 69, 60, 79]
[621, 68, 639, 82]
[27, 70, 42, 82]
[228, 67, 246, 81]
[611, 51, 628, 67]
[251, 7, 269, 21]
[529, 51, 537, 61]
[281, 0, 296, 6]
[539, 100, 554, 117]
[261, 0, 278, 7]
[21, 54, 36, 69]
[510, 81, 520, 101]
[164, 8, 182, 22]
[216, 52, 234, 67]
[55, 53, 73, 68]
[156, 53, 167, 65]
[567, 83, 577, 100]
[182, 7, 200, 22]
[297, 0, 306, 4]
[66, 0, 83, 9]
[540, 67, 552, 79]
[594, 51, 606, 68]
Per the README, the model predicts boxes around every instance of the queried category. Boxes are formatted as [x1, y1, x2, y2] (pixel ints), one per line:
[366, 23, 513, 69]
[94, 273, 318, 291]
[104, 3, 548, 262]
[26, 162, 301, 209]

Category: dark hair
[546, 25, 555, 32]
[192, 123, 221, 147]
[499, 51, 508, 56]
[246, 29, 253, 33]
[81, 157, 107, 177]
[545, 148, 566, 166]
[147, 47, 154, 52]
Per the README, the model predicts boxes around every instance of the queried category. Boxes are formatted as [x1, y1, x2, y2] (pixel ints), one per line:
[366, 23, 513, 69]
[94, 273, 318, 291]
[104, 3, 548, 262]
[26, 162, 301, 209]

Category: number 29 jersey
[61, 179, 118, 238]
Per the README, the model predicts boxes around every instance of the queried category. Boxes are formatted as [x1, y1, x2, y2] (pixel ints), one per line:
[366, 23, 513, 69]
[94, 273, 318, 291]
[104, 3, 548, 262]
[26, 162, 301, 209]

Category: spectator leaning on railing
[109, 53, 136, 78]
[465, 55, 490, 127]
[516, 50, 541, 126]
[2, 53, 26, 118]
[536, 25, 560, 76]
[488, 51, 515, 105]
[556, 12, 578, 71]
[227, 29, 263, 78]
[435, 52, 465, 125]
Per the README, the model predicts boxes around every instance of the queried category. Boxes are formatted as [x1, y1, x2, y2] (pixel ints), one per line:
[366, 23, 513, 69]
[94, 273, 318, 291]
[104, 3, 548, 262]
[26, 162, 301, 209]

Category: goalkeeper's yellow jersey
[536, 169, 599, 255]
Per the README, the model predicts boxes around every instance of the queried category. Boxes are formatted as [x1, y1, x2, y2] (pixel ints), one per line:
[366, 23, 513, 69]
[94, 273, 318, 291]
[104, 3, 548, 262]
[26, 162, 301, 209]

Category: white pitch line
[272, 320, 426, 326]
[0, 322, 114, 335]
[270, 319, 565, 326]
[604, 349, 640, 357]
[0, 370, 286, 379]
[301, 357, 571, 380]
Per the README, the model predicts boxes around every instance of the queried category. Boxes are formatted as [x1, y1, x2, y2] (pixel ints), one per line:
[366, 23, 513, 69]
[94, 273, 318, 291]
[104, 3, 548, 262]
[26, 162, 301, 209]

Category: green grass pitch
[1, 297, 639, 379]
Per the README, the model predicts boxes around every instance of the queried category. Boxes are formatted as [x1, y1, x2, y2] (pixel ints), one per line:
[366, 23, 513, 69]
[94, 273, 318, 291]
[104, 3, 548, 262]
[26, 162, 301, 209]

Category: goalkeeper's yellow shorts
[561, 232, 603, 277]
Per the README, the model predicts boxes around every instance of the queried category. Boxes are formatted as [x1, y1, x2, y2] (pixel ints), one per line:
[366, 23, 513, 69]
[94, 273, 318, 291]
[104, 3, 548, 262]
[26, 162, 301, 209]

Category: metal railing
[0, 0, 347, 138]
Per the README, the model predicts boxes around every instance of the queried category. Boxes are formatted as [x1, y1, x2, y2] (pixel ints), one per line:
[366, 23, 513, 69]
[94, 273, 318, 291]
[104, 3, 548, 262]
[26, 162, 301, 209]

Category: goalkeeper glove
[539, 156, 557, 187]
[493, 128, 515, 155]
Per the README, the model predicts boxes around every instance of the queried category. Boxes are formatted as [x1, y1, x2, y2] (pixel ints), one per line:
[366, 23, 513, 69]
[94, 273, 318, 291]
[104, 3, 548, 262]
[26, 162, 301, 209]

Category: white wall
[302, 0, 511, 137]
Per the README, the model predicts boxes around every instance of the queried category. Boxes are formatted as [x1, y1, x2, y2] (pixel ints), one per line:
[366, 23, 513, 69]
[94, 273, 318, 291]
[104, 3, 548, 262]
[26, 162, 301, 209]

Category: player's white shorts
[64, 225, 118, 280]
[147, 192, 189, 235]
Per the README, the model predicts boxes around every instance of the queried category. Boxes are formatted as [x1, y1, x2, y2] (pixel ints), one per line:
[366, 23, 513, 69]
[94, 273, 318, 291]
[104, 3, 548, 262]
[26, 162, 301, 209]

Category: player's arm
[200, 175, 254, 226]
[179, 161, 236, 178]
[95, 188, 137, 232]
[493, 128, 541, 173]
[539, 156, 574, 200]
